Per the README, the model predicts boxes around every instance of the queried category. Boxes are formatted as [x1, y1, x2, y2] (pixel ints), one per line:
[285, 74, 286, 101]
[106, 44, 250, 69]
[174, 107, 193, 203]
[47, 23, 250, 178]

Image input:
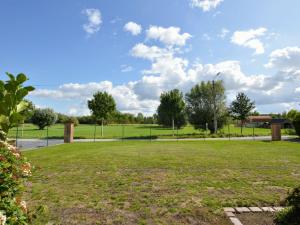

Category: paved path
[17, 136, 298, 151]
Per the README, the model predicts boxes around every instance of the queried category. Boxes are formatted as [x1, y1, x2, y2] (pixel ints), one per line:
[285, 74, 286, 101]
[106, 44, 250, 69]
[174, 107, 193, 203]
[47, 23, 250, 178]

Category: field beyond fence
[8, 123, 295, 140]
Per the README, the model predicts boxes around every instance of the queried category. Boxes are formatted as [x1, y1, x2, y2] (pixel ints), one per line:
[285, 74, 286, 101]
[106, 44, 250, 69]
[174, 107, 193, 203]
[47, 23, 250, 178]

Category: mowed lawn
[9, 123, 293, 139]
[24, 141, 300, 225]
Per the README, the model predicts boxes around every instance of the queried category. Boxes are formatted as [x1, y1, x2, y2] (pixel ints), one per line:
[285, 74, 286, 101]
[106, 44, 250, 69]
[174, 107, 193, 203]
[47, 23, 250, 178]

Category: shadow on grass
[121, 135, 159, 140]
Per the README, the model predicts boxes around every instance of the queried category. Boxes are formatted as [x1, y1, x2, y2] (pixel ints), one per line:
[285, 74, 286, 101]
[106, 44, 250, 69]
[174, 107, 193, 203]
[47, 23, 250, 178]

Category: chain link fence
[8, 123, 296, 150]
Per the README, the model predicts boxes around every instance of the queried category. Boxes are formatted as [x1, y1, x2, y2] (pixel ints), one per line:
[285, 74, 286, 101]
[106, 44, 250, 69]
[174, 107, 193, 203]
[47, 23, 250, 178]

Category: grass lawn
[8, 123, 294, 139]
[24, 141, 300, 225]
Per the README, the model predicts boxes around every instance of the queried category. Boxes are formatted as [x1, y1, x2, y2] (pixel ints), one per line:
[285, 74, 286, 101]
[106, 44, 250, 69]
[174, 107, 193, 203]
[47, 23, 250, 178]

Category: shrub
[63, 116, 79, 127]
[275, 186, 300, 225]
[77, 115, 94, 124]
[0, 142, 32, 224]
[31, 108, 57, 130]
[293, 113, 300, 137]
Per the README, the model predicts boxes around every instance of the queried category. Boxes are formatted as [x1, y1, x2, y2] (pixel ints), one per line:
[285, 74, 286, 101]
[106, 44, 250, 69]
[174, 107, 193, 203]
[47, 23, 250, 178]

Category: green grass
[8, 123, 294, 139]
[24, 141, 300, 224]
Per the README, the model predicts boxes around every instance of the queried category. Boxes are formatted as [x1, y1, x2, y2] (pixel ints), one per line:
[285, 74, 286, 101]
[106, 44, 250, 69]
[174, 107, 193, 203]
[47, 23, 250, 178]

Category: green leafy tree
[87, 92, 116, 136]
[22, 100, 35, 123]
[31, 108, 57, 130]
[229, 92, 255, 134]
[157, 89, 187, 132]
[186, 81, 227, 134]
[0, 73, 35, 141]
[56, 113, 69, 123]
[63, 116, 79, 127]
[136, 113, 144, 124]
[293, 112, 300, 137]
[286, 109, 298, 121]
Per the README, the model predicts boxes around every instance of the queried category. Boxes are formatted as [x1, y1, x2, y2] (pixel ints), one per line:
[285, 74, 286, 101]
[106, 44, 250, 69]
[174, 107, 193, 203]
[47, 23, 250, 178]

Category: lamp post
[212, 72, 221, 134]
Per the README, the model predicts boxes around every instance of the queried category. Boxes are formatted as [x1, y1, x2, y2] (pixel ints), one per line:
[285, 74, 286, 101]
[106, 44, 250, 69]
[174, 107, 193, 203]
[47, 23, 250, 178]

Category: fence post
[15, 124, 19, 148]
[122, 124, 124, 141]
[252, 126, 255, 140]
[150, 127, 152, 142]
[228, 124, 231, 141]
[46, 126, 49, 147]
[64, 123, 74, 143]
[93, 123, 96, 142]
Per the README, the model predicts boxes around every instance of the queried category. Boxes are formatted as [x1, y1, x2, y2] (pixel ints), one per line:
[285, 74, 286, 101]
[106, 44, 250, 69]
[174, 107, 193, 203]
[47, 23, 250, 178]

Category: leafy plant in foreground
[0, 73, 34, 224]
[275, 186, 300, 225]
[0, 73, 34, 141]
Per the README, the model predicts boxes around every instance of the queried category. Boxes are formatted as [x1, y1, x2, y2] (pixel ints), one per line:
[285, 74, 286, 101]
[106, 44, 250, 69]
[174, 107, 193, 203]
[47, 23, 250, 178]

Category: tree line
[156, 81, 257, 134]
[19, 80, 300, 136]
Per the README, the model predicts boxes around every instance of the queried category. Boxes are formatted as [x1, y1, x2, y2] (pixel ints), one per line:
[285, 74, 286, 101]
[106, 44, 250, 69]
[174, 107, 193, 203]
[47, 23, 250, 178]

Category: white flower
[20, 201, 27, 212]
[0, 211, 6, 225]
[22, 162, 32, 177]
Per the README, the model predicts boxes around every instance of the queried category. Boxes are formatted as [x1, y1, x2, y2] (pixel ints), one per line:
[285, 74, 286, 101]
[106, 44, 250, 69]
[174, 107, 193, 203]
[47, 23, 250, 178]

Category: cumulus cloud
[131, 43, 173, 61]
[82, 9, 102, 35]
[146, 26, 192, 46]
[265, 46, 300, 70]
[231, 27, 267, 54]
[30, 23, 300, 116]
[190, 0, 224, 12]
[31, 49, 300, 115]
[124, 21, 142, 35]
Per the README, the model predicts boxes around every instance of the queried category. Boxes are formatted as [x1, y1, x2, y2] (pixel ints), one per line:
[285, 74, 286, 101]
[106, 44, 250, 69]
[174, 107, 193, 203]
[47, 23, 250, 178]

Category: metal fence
[9, 123, 296, 150]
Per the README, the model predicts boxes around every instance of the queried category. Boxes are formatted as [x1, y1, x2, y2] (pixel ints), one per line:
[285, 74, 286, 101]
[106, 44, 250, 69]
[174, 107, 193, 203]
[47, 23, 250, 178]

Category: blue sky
[1, 0, 300, 115]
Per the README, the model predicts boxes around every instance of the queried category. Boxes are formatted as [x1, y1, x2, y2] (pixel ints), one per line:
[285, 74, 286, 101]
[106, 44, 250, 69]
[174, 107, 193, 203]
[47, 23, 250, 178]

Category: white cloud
[219, 28, 230, 39]
[265, 46, 300, 70]
[124, 21, 142, 36]
[121, 65, 133, 73]
[31, 41, 300, 115]
[190, 0, 224, 12]
[82, 9, 102, 35]
[231, 27, 267, 54]
[131, 43, 173, 61]
[146, 26, 192, 46]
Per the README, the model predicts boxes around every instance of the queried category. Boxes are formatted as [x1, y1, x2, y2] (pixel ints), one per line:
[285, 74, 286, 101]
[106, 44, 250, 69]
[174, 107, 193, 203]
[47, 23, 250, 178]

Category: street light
[212, 72, 221, 134]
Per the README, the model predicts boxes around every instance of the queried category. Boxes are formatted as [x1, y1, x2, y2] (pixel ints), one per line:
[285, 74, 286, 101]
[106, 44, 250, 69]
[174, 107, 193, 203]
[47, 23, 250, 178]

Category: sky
[0, 0, 300, 116]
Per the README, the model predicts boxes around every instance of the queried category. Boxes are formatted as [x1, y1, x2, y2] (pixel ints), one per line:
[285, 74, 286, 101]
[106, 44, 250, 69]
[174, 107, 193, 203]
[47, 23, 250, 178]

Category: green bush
[63, 116, 79, 127]
[0, 142, 31, 224]
[275, 186, 300, 225]
[293, 113, 300, 137]
[31, 108, 57, 130]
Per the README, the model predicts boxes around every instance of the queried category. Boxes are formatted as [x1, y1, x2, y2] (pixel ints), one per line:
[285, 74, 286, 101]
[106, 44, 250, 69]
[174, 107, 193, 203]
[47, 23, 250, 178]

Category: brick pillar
[271, 123, 281, 141]
[64, 123, 74, 143]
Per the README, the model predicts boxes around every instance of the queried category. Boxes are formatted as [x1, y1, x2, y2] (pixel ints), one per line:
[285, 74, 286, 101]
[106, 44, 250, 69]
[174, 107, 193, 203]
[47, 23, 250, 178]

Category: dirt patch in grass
[236, 212, 276, 225]
[51, 207, 231, 225]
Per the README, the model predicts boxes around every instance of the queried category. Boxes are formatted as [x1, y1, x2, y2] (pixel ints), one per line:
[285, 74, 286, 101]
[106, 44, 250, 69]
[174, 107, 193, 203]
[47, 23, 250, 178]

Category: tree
[229, 92, 255, 134]
[31, 108, 57, 130]
[293, 112, 300, 137]
[87, 92, 116, 136]
[286, 109, 299, 121]
[157, 89, 186, 132]
[56, 113, 69, 123]
[0, 73, 35, 141]
[63, 116, 79, 127]
[136, 113, 144, 124]
[186, 81, 227, 134]
[22, 100, 35, 123]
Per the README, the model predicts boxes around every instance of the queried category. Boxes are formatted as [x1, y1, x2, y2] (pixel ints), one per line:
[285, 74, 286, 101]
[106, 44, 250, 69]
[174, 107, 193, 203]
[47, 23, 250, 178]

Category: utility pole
[213, 72, 221, 134]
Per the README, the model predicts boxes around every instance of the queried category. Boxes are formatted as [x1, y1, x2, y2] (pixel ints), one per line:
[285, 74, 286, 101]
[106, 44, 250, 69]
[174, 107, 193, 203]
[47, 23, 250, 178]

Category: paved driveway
[17, 136, 298, 151]
[17, 139, 64, 151]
